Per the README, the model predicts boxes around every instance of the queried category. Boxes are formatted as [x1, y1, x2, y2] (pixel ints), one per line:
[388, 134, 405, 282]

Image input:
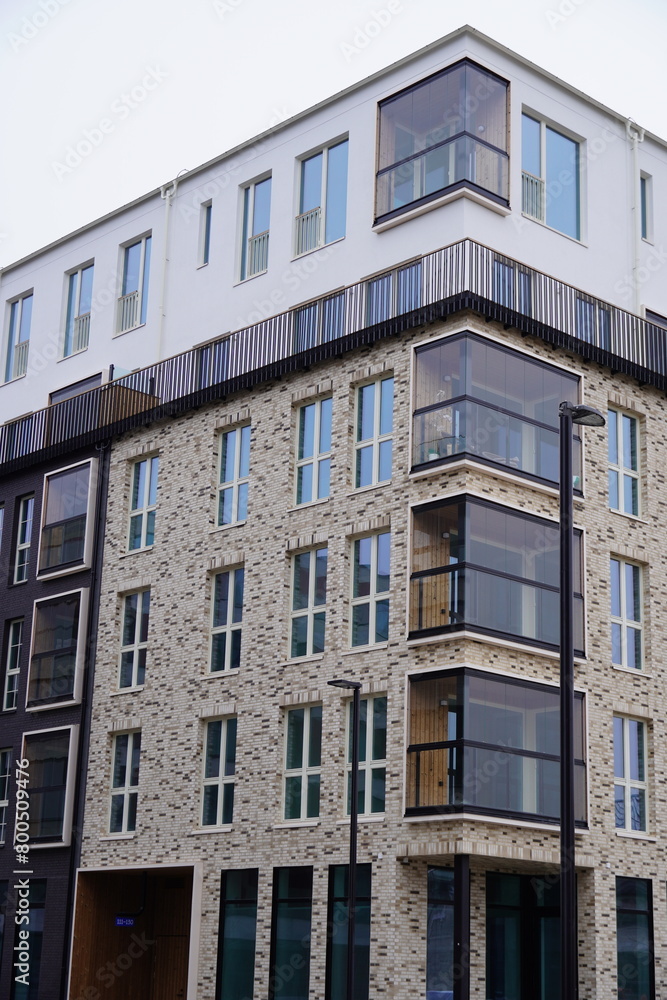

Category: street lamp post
[328, 678, 362, 1000]
[559, 401, 605, 1000]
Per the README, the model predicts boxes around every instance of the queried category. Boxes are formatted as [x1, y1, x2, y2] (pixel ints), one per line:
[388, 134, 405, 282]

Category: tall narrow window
[427, 868, 455, 999]
[611, 558, 642, 670]
[128, 456, 159, 550]
[218, 425, 251, 525]
[4, 292, 32, 382]
[9, 880, 45, 1000]
[270, 867, 313, 1000]
[0, 749, 10, 844]
[202, 717, 237, 827]
[3, 618, 22, 711]
[210, 568, 244, 672]
[200, 202, 212, 265]
[23, 727, 76, 843]
[355, 377, 394, 488]
[325, 864, 372, 1000]
[614, 716, 647, 832]
[117, 235, 152, 332]
[640, 174, 652, 241]
[608, 408, 639, 515]
[522, 113, 580, 240]
[616, 877, 654, 1000]
[290, 547, 328, 657]
[346, 695, 387, 816]
[110, 731, 141, 834]
[14, 495, 34, 583]
[28, 591, 86, 707]
[119, 590, 150, 689]
[64, 263, 94, 356]
[296, 397, 332, 504]
[351, 532, 390, 647]
[216, 870, 259, 1000]
[39, 462, 93, 575]
[240, 178, 271, 279]
[284, 705, 322, 820]
[295, 139, 349, 255]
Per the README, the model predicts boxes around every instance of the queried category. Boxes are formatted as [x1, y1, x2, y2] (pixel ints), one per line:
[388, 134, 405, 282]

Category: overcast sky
[0, 0, 664, 267]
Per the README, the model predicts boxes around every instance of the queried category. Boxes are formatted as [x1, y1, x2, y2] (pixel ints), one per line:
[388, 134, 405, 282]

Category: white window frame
[26, 588, 89, 711]
[640, 172, 653, 242]
[201, 716, 237, 828]
[217, 425, 251, 526]
[294, 138, 348, 256]
[240, 177, 271, 280]
[608, 408, 640, 516]
[614, 715, 648, 833]
[127, 455, 159, 551]
[0, 748, 10, 844]
[3, 618, 23, 711]
[63, 262, 94, 357]
[4, 292, 33, 383]
[116, 234, 151, 334]
[210, 567, 244, 673]
[610, 558, 642, 671]
[36, 458, 97, 580]
[345, 694, 387, 817]
[283, 704, 322, 820]
[521, 112, 581, 240]
[14, 494, 34, 584]
[109, 730, 141, 834]
[20, 724, 79, 847]
[351, 531, 390, 648]
[295, 396, 332, 505]
[354, 376, 394, 489]
[118, 589, 150, 690]
[199, 201, 212, 265]
[290, 547, 328, 658]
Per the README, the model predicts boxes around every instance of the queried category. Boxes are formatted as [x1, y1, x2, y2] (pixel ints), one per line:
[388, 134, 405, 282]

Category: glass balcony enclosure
[410, 495, 584, 652]
[412, 332, 581, 486]
[376, 59, 509, 221]
[406, 668, 586, 824]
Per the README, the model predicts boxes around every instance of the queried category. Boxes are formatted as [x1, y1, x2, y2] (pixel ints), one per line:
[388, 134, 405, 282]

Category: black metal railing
[2, 239, 665, 473]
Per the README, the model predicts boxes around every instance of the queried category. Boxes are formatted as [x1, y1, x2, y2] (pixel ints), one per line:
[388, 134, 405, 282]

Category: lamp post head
[559, 401, 606, 427]
[328, 678, 362, 690]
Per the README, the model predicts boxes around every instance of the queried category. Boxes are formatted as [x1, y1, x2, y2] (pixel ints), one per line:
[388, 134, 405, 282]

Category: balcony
[2, 238, 667, 473]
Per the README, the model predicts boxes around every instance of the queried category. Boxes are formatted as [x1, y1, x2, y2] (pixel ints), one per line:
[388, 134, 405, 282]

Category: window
[0, 503, 3, 552]
[493, 257, 532, 315]
[128, 456, 159, 549]
[202, 717, 237, 827]
[119, 590, 150, 689]
[616, 877, 654, 1000]
[3, 619, 22, 711]
[376, 59, 509, 221]
[412, 332, 581, 483]
[13, 495, 34, 583]
[49, 373, 102, 405]
[346, 695, 386, 816]
[240, 177, 271, 279]
[293, 292, 345, 352]
[117, 234, 151, 332]
[522, 113, 580, 239]
[284, 705, 322, 820]
[325, 864, 372, 1000]
[28, 591, 87, 708]
[614, 716, 647, 832]
[608, 408, 639, 515]
[269, 867, 313, 1000]
[9, 880, 45, 1000]
[0, 749, 10, 843]
[351, 532, 390, 646]
[216, 870, 258, 1000]
[295, 139, 348, 255]
[611, 558, 642, 670]
[407, 669, 587, 823]
[64, 263, 93, 355]
[200, 201, 212, 265]
[109, 731, 141, 834]
[427, 869, 454, 999]
[210, 568, 244, 672]
[355, 377, 394, 488]
[296, 397, 332, 504]
[4, 292, 32, 382]
[640, 173, 652, 241]
[217, 425, 250, 525]
[410, 495, 585, 651]
[23, 727, 77, 843]
[38, 461, 94, 575]
[576, 295, 611, 351]
[290, 547, 328, 657]
[366, 261, 422, 325]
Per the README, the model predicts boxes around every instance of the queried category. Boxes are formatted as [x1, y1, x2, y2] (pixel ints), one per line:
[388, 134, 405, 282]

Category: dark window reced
[24, 730, 71, 841]
[39, 463, 91, 573]
[49, 373, 102, 405]
[616, 877, 654, 1000]
[216, 869, 259, 1000]
[269, 867, 313, 1000]
[427, 868, 454, 998]
[325, 864, 372, 1000]
[28, 593, 81, 706]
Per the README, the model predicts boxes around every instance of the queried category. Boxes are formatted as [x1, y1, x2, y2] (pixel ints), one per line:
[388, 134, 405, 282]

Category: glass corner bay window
[412, 332, 581, 485]
[39, 461, 94, 574]
[376, 59, 509, 221]
[409, 494, 584, 652]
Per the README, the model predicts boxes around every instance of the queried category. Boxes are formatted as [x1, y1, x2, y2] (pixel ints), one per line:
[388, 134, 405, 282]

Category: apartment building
[1, 22, 666, 1000]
